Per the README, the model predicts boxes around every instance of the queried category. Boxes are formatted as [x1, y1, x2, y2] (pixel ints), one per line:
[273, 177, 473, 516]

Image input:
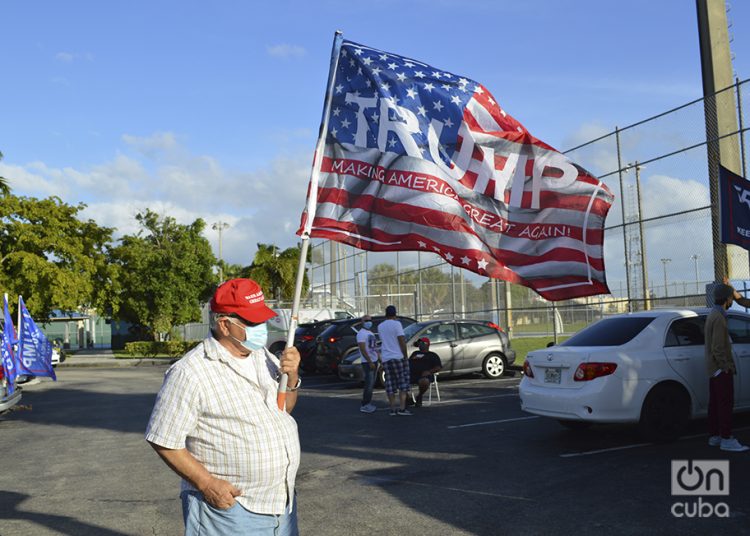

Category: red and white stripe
[299, 86, 614, 301]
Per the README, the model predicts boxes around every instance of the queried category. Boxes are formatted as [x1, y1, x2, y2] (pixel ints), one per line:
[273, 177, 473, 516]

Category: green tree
[245, 243, 308, 303]
[0, 194, 114, 318]
[0, 151, 11, 196]
[109, 210, 217, 340]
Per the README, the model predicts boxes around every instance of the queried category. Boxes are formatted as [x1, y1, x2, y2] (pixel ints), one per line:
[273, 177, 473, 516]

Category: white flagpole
[277, 30, 344, 410]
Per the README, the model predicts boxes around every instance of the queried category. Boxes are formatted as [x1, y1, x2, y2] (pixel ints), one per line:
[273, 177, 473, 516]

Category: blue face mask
[229, 319, 268, 351]
[241, 323, 268, 351]
[363, 321, 373, 330]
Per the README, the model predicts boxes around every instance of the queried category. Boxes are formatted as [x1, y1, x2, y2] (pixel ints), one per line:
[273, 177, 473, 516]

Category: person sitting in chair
[409, 337, 442, 407]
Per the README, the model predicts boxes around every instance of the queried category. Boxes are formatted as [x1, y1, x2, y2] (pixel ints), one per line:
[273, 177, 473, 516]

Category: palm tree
[0, 151, 11, 195]
[246, 243, 308, 303]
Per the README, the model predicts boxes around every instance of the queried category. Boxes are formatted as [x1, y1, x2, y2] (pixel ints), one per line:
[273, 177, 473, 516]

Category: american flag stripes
[298, 38, 614, 301]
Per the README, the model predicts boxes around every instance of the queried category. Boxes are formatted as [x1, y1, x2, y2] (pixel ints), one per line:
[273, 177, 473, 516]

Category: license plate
[544, 367, 561, 384]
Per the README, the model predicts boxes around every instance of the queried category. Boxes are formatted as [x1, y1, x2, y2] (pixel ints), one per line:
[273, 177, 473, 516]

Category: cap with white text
[210, 278, 277, 323]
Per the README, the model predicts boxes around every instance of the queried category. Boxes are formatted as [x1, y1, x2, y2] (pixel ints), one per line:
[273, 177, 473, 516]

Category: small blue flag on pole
[17, 297, 56, 380]
[1, 295, 19, 394]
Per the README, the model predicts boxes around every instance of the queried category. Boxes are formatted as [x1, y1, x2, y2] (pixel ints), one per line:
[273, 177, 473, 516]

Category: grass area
[511, 335, 570, 364]
[112, 350, 175, 359]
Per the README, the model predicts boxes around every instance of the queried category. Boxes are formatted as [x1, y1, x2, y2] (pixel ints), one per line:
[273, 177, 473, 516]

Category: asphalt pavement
[2, 364, 749, 535]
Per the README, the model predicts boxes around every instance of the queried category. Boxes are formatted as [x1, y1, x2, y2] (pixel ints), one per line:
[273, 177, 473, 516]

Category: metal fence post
[615, 127, 632, 311]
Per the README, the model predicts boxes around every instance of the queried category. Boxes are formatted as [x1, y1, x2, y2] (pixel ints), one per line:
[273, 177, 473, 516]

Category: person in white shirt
[146, 278, 303, 535]
[356, 315, 380, 413]
[378, 305, 412, 416]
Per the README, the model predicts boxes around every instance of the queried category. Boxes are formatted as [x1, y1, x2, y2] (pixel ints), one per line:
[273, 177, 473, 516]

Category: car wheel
[482, 353, 507, 379]
[638, 384, 690, 442]
[558, 420, 593, 431]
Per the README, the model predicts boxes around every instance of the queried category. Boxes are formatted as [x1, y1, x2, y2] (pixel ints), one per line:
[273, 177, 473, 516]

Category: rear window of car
[458, 322, 497, 339]
[559, 317, 656, 347]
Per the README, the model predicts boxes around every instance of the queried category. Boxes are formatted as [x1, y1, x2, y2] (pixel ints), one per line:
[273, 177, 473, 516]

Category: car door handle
[672, 357, 690, 362]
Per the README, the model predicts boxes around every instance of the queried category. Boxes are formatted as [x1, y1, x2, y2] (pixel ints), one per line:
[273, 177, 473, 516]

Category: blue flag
[17, 297, 56, 380]
[1, 296, 19, 394]
[720, 165, 750, 250]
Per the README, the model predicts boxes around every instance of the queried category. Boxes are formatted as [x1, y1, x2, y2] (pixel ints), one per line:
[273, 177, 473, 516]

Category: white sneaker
[708, 435, 722, 447]
[359, 404, 376, 414]
[720, 437, 750, 452]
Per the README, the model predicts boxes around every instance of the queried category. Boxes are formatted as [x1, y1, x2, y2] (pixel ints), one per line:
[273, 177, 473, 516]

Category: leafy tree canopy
[109, 209, 217, 339]
[244, 243, 309, 303]
[0, 194, 114, 319]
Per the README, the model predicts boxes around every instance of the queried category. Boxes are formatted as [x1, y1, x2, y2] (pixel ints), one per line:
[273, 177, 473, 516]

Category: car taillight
[574, 363, 617, 382]
[487, 322, 505, 333]
[523, 360, 534, 378]
[299, 335, 314, 342]
[327, 336, 341, 344]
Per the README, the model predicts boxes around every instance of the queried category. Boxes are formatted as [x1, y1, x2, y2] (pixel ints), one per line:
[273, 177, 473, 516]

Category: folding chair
[411, 372, 440, 406]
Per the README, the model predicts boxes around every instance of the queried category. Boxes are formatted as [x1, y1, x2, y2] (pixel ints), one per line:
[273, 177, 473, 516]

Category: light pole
[690, 254, 701, 293]
[660, 258, 672, 298]
[212, 221, 230, 282]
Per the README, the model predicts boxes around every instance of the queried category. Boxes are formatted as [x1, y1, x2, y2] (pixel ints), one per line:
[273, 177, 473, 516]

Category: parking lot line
[361, 475, 534, 502]
[559, 425, 750, 458]
[447, 416, 539, 429]
[328, 391, 519, 401]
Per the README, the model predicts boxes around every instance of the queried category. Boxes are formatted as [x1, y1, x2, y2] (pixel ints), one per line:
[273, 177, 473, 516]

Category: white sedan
[519, 309, 750, 441]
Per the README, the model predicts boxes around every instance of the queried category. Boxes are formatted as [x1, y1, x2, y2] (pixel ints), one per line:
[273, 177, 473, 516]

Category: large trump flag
[298, 36, 614, 301]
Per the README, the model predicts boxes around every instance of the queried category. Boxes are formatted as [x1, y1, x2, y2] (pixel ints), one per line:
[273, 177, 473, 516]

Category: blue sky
[2, 0, 749, 284]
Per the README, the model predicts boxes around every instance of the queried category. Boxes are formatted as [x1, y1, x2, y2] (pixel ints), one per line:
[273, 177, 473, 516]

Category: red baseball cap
[210, 278, 277, 323]
[417, 337, 430, 345]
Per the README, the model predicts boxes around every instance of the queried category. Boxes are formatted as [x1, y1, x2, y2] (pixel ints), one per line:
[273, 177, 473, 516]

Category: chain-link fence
[304, 79, 750, 341]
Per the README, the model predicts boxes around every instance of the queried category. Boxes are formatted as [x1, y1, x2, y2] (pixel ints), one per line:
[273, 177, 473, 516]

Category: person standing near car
[705, 283, 749, 452]
[145, 278, 303, 535]
[408, 337, 442, 407]
[378, 305, 412, 416]
[356, 314, 379, 413]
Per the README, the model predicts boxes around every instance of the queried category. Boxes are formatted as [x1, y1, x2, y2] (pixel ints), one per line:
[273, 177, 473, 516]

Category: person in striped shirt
[146, 278, 303, 535]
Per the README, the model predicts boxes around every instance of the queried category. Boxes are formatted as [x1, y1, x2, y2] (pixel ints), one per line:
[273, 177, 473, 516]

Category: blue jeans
[181, 490, 298, 536]
[361, 363, 375, 405]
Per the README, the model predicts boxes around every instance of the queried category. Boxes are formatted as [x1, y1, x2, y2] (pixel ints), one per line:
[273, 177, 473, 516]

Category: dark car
[294, 320, 336, 373]
[315, 315, 417, 374]
[338, 319, 515, 385]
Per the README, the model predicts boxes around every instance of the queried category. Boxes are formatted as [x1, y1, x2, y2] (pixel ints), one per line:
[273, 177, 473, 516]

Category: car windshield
[559, 316, 656, 347]
[404, 322, 430, 340]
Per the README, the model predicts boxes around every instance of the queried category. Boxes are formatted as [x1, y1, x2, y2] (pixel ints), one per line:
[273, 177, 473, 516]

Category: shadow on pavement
[0, 491, 131, 536]
[0, 387, 157, 434]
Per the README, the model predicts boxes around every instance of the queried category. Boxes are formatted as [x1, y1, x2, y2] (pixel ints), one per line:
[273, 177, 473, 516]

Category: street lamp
[690, 254, 701, 293]
[660, 258, 672, 298]
[212, 221, 230, 282]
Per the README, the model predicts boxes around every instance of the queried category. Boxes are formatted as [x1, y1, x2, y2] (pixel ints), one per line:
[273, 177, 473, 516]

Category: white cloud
[641, 173, 709, 218]
[266, 43, 307, 59]
[55, 51, 94, 63]
[4, 134, 313, 266]
[122, 132, 180, 158]
[55, 52, 74, 62]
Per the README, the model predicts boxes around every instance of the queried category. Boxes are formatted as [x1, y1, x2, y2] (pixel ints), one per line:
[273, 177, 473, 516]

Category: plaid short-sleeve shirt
[145, 336, 300, 515]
